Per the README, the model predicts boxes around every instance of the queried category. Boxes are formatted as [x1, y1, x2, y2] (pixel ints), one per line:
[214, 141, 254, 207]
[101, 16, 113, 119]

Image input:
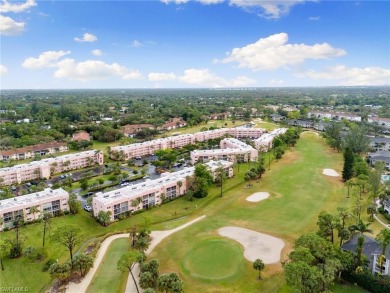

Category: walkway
[66, 215, 206, 293]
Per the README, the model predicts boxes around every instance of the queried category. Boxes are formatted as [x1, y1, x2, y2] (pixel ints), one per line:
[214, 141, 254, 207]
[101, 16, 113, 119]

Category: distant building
[368, 117, 390, 128]
[254, 128, 288, 151]
[367, 151, 390, 170]
[191, 138, 258, 165]
[121, 124, 154, 138]
[71, 131, 91, 142]
[0, 150, 104, 186]
[0, 142, 68, 162]
[209, 112, 229, 120]
[160, 117, 187, 131]
[0, 188, 69, 230]
[287, 119, 313, 128]
[270, 114, 285, 122]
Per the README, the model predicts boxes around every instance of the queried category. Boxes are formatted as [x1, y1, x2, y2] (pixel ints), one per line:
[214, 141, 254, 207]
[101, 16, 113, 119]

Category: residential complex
[307, 111, 361, 122]
[93, 160, 233, 222]
[0, 142, 68, 161]
[191, 138, 258, 164]
[0, 188, 69, 230]
[111, 127, 266, 160]
[254, 128, 288, 151]
[0, 150, 104, 186]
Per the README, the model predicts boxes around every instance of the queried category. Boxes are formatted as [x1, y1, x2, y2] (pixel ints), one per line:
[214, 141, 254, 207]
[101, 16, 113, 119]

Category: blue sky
[1, 0, 389, 89]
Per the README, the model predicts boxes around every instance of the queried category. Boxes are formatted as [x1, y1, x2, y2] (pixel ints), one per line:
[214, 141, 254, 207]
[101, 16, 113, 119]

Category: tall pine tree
[342, 147, 354, 182]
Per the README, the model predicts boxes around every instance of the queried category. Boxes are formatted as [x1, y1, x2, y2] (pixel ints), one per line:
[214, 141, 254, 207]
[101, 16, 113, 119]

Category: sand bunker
[322, 169, 339, 177]
[246, 192, 270, 202]
[218, 227, 284, 264]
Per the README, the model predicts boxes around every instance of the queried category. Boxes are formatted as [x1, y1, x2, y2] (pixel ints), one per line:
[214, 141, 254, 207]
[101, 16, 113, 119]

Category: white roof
[0, 188, 68, 212]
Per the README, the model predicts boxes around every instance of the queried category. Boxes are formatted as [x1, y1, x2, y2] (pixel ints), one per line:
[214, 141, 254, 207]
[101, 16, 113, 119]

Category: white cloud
[197, 0, 225, 4]
[22, 50, 71, 69]
[0, 0, 36, 13]
[269, 79, 284, 86]
[54, 59, 142, 81]
[131, 40, 143, 48]
[161, 0, 189, 4]
[74, 33, 97, 42]
[179, 68, 255, 87]
[296, 65, 390, 86]
[229, 0, 310, 19]
[308, 16, 320, 21]
[0, 15, 25, 35]
[214, 33, 346, 71]
[0, 64, 8, 75]
[148, 72, 177, 81]
[92, 49, 103, 56]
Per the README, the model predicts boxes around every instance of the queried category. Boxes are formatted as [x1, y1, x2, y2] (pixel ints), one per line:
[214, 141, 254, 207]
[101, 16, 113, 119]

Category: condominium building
[111, 127, 265, 161]
[191, 138, 258, 164]
[93, 160, 233, 222]
[227, 127, 264, 138]
[0, 150, 104, 186]
[193, 128, 230, 142]
[0, 188, 69, 230]
[254, 128, 288, 151]
[368, 117, 390, 128]
[111, 134, 196, 160]
[0, 142, 68, 161]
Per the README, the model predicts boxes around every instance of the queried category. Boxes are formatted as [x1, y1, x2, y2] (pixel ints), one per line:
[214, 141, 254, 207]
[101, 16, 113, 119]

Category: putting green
[182, 238, 245, 280]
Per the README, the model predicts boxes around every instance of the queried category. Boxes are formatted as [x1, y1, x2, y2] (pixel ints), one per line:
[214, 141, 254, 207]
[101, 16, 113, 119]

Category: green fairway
[149, 132, 355, 292]
[86, 238, 129, 293]
[0, 131, 379, 292]
[182, 238, 245, 281]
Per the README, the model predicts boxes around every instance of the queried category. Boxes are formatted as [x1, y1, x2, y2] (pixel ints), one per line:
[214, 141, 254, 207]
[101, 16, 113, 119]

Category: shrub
[9, 242, 23, 258]
[24, 246, 47, 261]
[64, 210, 70, 215]
[42, 259, 57, 272]
[133, 170, 139, 175]
[342, 270, 390, 293]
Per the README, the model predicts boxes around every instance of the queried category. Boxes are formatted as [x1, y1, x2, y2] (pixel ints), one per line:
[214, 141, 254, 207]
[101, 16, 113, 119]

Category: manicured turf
[86, 238, 129, 293]
[0, 131, 380, 292]
[182, 238, 245, 281]
[149, 132, 362, 292]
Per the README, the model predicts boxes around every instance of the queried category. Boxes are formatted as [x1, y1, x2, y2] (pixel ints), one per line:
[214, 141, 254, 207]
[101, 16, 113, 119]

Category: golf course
[147, 131, 377, 292]
[0, 131, 380, 292]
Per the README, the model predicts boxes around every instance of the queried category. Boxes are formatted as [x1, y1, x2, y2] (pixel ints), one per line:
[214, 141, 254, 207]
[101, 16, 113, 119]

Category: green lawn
[86, 238, 129, 293]
[181, 238, 245, 281]
[148, 132, 368, 292]
[0, 132, 380, 292]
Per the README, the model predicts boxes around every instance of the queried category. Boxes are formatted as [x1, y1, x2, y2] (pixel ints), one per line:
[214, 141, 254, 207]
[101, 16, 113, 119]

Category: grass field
[86, 238, 129, 293]
[149, 131, 377, 292]
[182, 238, 245, 281]
[0, 131, 382, 292]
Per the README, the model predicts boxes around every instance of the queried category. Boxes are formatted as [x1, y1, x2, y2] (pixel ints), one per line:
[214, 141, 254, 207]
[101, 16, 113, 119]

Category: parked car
[59, 174, 66, 179]
[143, 175, 150, 179]
[84, 205, 92, 212]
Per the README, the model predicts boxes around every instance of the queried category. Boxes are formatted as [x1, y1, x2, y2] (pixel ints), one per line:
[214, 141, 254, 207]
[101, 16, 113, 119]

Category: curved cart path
[66, 215, 206, 293]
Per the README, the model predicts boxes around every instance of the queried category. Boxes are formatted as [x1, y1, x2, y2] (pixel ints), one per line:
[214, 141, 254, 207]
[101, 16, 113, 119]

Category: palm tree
[375, 229, 390, 274]
[177, 181, 183, 195]
[30, 206, 39, 221]
[253, 259, 265, 280]
[366, 203, 377, 221]
[42, 213, 52, 247]
[348, 220, 374, 236]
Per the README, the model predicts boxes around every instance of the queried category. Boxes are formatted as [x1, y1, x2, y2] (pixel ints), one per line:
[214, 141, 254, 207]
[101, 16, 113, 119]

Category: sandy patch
[322, 169, 339, 177]
[218, 227, 284, 264]
[246, 192, 270, 202]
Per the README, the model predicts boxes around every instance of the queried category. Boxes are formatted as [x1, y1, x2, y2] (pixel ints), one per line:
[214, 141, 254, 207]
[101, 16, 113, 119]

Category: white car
[84, 205, 92, 212]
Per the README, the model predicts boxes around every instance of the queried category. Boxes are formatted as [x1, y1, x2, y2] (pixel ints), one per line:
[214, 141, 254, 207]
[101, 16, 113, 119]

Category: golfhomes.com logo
[0, 288, 28, 292]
